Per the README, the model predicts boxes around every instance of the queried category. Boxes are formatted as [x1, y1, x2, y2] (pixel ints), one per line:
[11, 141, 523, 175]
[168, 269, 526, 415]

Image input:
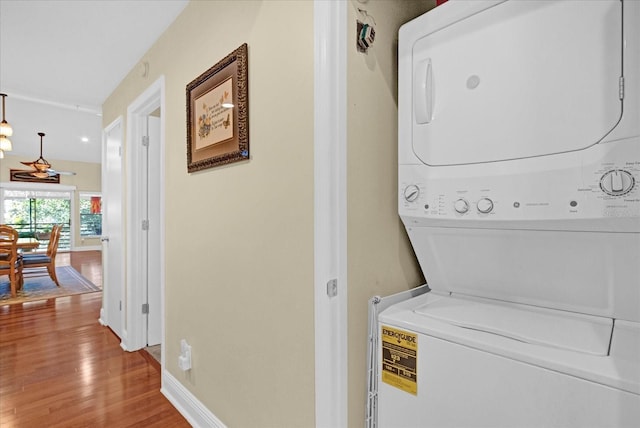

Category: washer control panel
[403, 184, 420, 202]
[454, 198, 469, 214]
[399, 140, 640, 224]
[476, 198, 494, 213]
[599, 169, 635, 196]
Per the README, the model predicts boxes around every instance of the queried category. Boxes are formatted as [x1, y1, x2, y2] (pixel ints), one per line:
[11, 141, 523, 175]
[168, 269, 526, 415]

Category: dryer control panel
[399, 138, 640, 231]
[599, 169, 635, 196]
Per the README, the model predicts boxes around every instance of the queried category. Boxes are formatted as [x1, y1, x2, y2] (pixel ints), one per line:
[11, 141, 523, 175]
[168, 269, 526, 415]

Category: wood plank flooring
[57, 250, 103, 288]
[0, 252, 189, 427]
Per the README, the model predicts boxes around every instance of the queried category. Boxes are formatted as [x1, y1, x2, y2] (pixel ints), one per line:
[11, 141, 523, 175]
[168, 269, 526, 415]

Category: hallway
[0, 252, 188, 427]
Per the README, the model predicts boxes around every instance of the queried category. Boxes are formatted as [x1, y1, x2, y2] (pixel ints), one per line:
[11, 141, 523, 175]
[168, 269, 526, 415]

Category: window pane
[80, 194, 102, 237]
[1, 188, 72, 250]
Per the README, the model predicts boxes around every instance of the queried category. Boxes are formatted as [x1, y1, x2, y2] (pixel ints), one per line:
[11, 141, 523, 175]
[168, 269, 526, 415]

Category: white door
[101, 119, 124, 338]
[146, 114, 162, 346]
[125, 77, 164, 351]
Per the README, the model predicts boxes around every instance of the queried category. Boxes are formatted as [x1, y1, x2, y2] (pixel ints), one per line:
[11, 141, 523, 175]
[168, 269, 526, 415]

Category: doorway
[125, 77, 165, 353]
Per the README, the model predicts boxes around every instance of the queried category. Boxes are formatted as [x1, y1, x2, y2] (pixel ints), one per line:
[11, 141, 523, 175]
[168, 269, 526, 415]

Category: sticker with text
[381, 326, 417, 395]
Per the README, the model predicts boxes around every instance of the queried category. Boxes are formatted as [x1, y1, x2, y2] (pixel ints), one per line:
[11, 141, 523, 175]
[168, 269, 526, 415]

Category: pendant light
[22, 132, 51, 178]
[0, 93, 12, 152]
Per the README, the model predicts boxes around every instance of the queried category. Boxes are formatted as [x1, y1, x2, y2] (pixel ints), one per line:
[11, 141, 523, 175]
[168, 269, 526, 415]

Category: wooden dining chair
[0, 225, 24, 297]
[22, 224, 62, 286]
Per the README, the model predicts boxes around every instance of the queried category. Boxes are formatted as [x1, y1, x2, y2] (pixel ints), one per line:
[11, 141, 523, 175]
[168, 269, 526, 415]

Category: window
[79, 193, 102, 237]
[1, 188, 72, 250]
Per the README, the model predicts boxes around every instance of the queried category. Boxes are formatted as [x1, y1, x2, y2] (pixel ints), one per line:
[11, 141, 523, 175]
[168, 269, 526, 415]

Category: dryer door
[411, 0, 622, 166]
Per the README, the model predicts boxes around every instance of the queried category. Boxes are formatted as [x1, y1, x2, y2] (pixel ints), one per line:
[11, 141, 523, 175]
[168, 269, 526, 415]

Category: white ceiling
[0, 0, 189, 163]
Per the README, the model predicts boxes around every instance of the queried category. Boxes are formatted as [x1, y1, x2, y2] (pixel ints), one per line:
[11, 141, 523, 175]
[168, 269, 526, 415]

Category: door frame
[124, 76, 166, 352]
[99, 116, 125, 335]
[314, 0, 348, 426]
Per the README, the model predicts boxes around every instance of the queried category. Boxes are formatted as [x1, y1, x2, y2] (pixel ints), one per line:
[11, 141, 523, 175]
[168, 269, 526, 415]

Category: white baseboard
[70, 245, 102, 251]
[99, 307, 106, 326]
[162, 369, 227, 428]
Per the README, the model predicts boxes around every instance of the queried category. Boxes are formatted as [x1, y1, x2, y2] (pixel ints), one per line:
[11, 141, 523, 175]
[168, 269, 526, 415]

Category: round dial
[477, 198, 494, 214]
[600, 169, 635, 196]
[403, 185, 420, 202]
[454, 198, 469, 214]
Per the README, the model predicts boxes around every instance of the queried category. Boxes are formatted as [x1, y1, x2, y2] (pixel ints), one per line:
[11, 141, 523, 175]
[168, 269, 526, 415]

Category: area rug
[0, 266, 101, 305]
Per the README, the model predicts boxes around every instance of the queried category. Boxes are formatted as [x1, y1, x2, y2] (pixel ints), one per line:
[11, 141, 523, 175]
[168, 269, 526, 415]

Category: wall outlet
[178, 339, 192, 371]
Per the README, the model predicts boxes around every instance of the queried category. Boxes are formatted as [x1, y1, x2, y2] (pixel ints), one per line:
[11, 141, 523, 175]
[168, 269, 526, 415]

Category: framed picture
[187, 43, 249, 172]
[10, 169, 60, 184]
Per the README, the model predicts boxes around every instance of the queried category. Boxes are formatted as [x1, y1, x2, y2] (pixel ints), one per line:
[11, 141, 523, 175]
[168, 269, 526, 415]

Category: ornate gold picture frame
[187, 43, 249, 172]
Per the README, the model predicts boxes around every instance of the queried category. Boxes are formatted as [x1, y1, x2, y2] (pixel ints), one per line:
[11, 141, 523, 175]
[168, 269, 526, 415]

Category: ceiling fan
[21, 132, 76, 178]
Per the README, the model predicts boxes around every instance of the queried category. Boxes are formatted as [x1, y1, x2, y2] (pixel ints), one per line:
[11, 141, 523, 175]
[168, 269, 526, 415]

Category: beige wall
[346, 1, 433, 426]
[0, 153, 101, 249]
[102, 1, 315, 427]
[102, 0, 436, 425]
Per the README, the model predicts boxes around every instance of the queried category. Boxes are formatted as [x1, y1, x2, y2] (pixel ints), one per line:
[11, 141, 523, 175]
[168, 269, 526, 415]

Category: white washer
[378, 1, 640, 426]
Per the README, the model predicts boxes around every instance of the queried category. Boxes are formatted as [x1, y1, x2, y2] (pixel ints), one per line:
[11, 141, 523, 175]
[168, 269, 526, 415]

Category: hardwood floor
[56, 250, 103, 288]
[0, 251, 189, 427]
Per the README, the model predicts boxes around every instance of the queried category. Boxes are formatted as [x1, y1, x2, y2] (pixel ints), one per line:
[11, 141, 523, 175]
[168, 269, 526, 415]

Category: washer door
[412, 0, 622, 166]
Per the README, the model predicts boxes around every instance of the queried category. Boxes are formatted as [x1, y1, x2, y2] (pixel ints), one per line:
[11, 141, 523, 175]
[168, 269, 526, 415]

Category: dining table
[16, 237, 40, 251]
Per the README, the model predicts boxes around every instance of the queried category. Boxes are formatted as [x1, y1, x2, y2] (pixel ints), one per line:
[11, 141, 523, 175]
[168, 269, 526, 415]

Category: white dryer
[378, 0, 640, 426]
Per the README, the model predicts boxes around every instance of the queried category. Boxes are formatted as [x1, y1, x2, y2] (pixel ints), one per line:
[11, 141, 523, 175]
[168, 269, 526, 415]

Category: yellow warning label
[381, 325, 417, 395]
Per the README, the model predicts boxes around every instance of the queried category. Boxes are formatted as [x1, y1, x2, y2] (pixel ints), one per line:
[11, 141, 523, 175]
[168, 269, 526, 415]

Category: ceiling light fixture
[0, 137, 9, 152]
[0, 93, 12, 152]
[18, 133, 76, 178]
[22, 132, 52, 176]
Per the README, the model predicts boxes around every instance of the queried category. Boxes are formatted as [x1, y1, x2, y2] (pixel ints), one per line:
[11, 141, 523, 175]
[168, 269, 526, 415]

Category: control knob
[600, 169, 635, 196]
[477, 198, 494, 214]
[403, 185, 420, 202]
[454, 198, 469, 214]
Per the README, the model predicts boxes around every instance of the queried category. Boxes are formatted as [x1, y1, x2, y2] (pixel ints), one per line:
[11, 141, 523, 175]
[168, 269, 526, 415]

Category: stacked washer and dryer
[377, 0, 640, 426]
